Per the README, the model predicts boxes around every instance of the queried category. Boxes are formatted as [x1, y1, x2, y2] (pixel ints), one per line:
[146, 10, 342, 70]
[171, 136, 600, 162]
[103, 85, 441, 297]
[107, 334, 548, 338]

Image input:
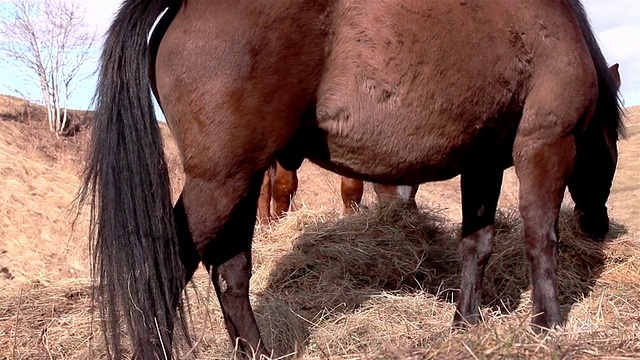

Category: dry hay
[2, 202, 638, 359]
[0, 120, 89, 288]
[245, 204, 639, 359]
[0, 280, 96, 359]
[1, 100, 639, 359]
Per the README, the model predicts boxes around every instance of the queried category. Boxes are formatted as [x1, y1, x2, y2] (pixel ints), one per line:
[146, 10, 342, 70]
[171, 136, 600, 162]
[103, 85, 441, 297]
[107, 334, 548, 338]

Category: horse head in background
[569, 62, 622, 238]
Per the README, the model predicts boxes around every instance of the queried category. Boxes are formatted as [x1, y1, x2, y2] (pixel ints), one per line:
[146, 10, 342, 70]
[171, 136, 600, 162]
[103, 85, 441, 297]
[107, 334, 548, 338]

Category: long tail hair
[77, 0, 186, 358]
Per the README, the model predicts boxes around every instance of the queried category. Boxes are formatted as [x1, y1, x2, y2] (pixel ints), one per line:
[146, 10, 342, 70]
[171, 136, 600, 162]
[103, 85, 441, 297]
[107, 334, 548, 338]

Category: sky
[0, 0, 638, 111]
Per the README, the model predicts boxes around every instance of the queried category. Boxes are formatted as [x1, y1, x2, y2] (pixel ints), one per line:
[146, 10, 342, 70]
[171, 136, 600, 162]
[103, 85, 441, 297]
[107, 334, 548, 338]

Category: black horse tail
[567, 0, 624, 136]
[78, 0, 185, 358]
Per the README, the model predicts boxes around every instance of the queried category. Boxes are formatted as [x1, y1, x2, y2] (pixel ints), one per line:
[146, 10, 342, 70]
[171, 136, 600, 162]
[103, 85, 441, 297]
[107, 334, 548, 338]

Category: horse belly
[311, 1, 528, 183]
[310, 106, 508, 184]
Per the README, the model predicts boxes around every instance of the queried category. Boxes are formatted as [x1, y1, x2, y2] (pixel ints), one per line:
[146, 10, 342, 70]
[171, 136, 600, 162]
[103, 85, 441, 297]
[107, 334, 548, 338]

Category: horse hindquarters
[154, 1, 327, 354]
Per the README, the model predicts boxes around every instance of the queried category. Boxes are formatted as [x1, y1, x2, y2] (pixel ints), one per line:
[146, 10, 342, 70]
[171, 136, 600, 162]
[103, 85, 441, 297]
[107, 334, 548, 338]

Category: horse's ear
[609, 63, 621, 90]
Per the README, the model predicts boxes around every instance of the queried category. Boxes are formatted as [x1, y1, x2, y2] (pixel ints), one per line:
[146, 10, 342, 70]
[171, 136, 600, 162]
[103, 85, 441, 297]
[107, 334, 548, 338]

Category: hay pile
[2, 100, 639, 359]
[3, 202, 638, 359]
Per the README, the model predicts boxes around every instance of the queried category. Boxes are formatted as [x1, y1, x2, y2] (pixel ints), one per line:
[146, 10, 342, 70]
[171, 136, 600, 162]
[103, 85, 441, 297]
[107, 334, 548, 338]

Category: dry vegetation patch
[0, 120, 89, 289]
[3, 205, 638, 359]
[0, 99, 639, 359]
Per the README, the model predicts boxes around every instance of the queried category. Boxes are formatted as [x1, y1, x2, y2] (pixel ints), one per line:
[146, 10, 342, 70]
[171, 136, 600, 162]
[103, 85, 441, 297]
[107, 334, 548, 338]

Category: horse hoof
[530, 312, 561, 334]
[452, 312, 480, 330]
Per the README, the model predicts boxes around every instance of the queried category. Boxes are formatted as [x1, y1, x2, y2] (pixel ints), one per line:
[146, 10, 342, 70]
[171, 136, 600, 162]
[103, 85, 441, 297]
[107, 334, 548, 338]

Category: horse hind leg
[272, 161, 298, 219]
[341, 177, 364, 214]
[453, 165, 503, 327]
[182, 172, 268, 357]
[514, 89, 588, 330]
[257, 170, 273, 224]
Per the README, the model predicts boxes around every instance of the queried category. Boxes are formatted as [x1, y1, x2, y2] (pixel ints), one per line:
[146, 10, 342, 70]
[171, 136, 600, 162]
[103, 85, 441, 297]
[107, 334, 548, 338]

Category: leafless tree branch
[0, 0, 96, 134]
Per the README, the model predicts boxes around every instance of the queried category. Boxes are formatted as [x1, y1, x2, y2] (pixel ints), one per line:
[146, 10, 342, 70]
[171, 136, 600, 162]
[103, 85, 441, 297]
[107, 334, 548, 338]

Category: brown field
[0, 94, 639, 359]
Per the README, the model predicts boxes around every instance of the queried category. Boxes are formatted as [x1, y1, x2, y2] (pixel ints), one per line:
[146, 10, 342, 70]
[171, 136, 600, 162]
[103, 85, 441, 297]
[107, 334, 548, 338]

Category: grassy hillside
[1, 94, 639, 359]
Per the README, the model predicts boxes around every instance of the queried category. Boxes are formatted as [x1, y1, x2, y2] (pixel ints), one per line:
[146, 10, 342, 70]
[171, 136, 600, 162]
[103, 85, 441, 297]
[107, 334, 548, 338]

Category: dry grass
[1, 96, 639, 359]
[0, 118, 89, 289]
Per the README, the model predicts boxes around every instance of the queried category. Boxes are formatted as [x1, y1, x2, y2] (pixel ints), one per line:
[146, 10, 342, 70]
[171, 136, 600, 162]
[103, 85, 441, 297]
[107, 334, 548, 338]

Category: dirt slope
[0, 99, 90, 290]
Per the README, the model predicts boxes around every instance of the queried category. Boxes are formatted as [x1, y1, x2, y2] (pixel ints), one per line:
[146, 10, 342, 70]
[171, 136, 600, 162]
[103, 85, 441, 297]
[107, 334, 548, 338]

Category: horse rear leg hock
[183, 174, 268, 357]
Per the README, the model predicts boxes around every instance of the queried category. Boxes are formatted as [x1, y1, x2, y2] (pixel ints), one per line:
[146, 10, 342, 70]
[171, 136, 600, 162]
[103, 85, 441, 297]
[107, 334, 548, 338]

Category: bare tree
[0, 0, 95, 134]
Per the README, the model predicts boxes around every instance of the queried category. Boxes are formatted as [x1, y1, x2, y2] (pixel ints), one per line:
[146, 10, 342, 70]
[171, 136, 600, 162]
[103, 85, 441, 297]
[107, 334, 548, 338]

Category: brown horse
[344, 63, 620, 220]
[343, 62, 620, 220]
[80, 0, 623, 358]
[258, 161, 298, 223]
[258, 162, 418, 222]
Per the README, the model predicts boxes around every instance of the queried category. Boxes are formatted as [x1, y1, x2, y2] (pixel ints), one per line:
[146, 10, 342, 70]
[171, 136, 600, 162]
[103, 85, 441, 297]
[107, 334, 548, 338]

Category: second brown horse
[258, 162, 418, 222]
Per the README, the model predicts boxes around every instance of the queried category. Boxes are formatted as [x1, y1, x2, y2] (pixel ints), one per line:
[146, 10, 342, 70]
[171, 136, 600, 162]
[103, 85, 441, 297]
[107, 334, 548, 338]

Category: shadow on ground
[253, 204, 627, 357]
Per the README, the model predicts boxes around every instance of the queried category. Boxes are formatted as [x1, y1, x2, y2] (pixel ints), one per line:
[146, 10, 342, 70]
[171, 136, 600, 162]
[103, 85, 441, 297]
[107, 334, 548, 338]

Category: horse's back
[311, 0, 597, 183]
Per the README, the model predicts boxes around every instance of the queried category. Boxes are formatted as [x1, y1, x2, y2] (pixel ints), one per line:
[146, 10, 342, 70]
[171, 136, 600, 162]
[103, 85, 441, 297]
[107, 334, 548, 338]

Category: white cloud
[84, 0, 121, 38]
[582, 0, 640, 106]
